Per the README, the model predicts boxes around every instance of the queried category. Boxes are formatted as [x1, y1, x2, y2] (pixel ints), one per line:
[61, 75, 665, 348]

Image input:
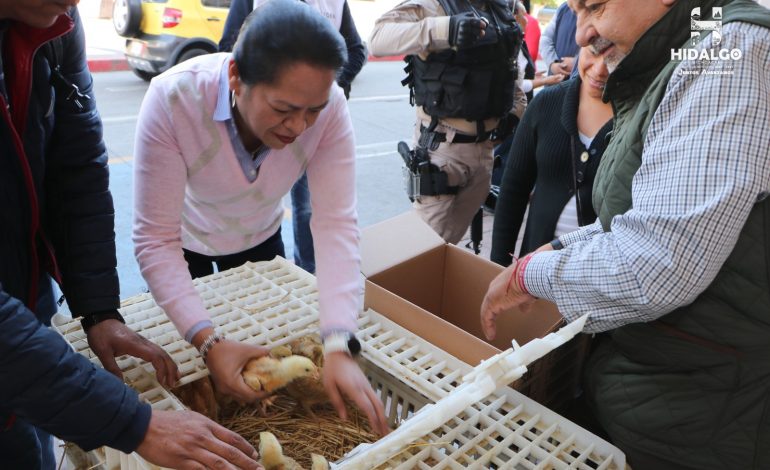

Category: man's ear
[228, 59, 241, 96]
[661, 0, 677, 7]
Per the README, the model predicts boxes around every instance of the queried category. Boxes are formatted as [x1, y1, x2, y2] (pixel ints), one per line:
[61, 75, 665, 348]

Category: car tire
[113, 0, 142, 38]
[131, 68, 157, 82]
[176, 48, 210, 65]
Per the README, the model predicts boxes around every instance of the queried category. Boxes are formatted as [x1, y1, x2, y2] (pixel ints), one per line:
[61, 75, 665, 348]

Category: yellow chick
[248, 347, 307, 415]
[288, 334, 324, 367]
[242, 355, 319, 394]
[259, 431, 302, 470]
[282, 335, 330, 415]
[285, 373, 329, 417]
[269, 344, 294, 359]
[311, 453, 330, 470]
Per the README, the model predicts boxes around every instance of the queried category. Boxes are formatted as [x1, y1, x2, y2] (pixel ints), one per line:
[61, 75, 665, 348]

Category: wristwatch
[550, 238, 564, 250]
[323, 331, 361, 357]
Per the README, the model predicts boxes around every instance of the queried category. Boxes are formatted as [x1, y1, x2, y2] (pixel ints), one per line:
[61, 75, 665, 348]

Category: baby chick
[288, 334, 324, 367]
[269, 344, 294, 359]
[258, 431, 302, 470]
[249, 346, 307, 415]
[172, 376, 219, 420]
[310, 453, 330, 470]
[284, 372, 329, 417]
[242, 355, 319, 394]
[283, 335, 330, 416]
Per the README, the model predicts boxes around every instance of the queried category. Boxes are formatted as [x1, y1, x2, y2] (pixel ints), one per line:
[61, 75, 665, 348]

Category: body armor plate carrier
[404, 0, 521, 121]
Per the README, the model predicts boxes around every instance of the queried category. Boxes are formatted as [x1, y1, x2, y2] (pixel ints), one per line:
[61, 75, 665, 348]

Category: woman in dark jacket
[0, 7, 254, 470]
[491, 46, 613, 265]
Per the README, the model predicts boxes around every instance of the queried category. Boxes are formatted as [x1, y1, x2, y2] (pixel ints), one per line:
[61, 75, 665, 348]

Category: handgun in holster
[397, 141, 458, 202]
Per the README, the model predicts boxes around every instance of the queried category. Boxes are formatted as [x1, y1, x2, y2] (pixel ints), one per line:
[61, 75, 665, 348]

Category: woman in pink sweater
[133, 0, 387, 435]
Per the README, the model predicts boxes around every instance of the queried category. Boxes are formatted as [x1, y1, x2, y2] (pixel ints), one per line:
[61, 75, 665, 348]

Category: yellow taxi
[113, 0, 230, 80]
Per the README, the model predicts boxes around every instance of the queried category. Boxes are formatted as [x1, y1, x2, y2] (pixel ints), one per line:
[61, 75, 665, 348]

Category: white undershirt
[518, 51, 533, 94]
[554, 132, 593, 237]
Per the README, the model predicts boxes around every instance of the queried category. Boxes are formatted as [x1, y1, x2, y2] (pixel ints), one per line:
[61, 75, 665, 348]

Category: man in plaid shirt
[481, 1, 770, 468]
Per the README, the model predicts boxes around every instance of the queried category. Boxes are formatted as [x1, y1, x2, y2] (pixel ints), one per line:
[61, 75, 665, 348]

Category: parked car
[113, 0, 230, 81]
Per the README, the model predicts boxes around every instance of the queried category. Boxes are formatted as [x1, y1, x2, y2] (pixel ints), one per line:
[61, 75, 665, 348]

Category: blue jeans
[0, 417, 55, 470]
[492, 132, 516, 187]
[290, 173, 315, 273]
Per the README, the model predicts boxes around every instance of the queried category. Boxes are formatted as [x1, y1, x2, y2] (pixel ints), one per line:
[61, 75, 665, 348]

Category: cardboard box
[364, 280, 498, 367]
[361, 211, 589, 410]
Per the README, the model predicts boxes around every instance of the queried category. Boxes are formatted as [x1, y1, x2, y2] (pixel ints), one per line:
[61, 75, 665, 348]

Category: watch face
[347, 336, 362, 356]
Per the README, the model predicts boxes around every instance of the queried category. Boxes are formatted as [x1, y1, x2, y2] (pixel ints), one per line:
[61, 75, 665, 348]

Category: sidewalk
[80, 0, 129, 72]
[80, 0, 404, 74]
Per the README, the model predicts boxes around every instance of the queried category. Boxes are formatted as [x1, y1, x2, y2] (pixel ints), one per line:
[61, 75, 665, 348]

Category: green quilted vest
[586, 1, 770, 468]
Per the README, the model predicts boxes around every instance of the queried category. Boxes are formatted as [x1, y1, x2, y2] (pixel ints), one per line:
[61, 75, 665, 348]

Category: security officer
[370, 0, 524, 244]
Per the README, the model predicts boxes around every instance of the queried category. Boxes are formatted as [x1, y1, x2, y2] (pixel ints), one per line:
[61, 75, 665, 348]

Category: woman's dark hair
[233, 0, 347, 86]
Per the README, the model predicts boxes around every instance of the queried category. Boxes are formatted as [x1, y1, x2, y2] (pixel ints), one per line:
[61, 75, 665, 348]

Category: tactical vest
[405, 0, 520, 121]
[585, 1, 770, 467]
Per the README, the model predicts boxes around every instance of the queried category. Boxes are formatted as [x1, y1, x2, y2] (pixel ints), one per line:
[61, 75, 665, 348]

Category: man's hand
[533, 72, 566, 88]
[199, 336, 272, 404]
[449, 12, 487, 49]
[323, 352, 390, 436]
[549, 56, 575, 76]
[560, 56, 576, 73]
[136, 409, 263, 470]
[87, 319, 180, 388]
[480, 261, 536, 341]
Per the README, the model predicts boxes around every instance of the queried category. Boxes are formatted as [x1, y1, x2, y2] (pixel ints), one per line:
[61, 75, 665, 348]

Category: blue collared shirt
[213, 58, 270, 183]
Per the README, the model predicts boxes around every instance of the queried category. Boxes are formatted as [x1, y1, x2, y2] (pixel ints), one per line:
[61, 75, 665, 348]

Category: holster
[397, 141, 459, 202]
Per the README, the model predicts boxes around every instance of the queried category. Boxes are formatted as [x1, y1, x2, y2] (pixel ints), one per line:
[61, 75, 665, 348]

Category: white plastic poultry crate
[52, 258, 625, 469]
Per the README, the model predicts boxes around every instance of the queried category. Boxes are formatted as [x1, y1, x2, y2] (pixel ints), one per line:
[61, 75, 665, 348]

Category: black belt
[419, 124, 493, 144]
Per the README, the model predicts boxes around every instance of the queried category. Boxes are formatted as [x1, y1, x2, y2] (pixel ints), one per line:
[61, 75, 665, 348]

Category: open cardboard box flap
[361, 211, 563, 355]
[361, 211, 445, 277]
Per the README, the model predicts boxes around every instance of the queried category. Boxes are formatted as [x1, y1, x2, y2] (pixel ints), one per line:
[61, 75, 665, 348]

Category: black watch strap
[81, 310, 125, 333]
[323, 331, 362, 357]
[550, 238, 564, 250]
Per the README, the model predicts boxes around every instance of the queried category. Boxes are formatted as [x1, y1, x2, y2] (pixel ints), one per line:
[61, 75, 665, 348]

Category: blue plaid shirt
[524, 22, 770, 333]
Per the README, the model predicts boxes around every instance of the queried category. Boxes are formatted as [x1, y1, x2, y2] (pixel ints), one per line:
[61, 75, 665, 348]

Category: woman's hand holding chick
[192, 327, 272, 404]
[322, 352, 390, 436]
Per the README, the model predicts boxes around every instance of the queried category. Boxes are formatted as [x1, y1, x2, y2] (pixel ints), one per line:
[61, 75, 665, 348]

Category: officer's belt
[419, 124, 493, 144]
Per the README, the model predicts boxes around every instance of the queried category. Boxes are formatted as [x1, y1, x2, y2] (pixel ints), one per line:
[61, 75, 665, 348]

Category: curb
[87, 57, 130, 73]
